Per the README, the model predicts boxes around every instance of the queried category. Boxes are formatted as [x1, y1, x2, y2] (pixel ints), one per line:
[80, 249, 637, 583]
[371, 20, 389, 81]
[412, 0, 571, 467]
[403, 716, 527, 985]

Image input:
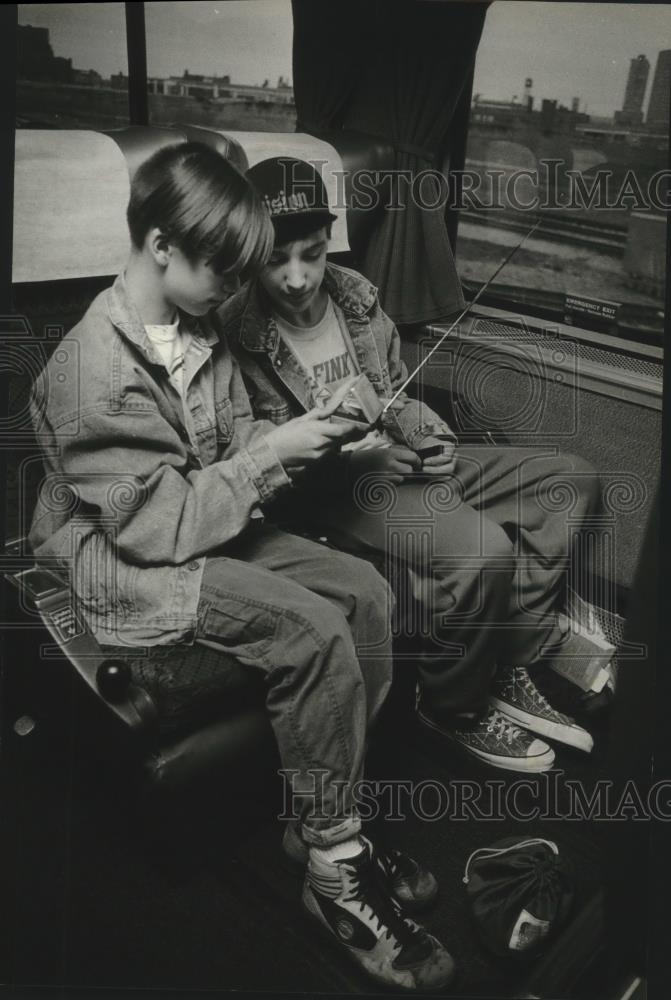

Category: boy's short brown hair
[127, 141, 274, 276]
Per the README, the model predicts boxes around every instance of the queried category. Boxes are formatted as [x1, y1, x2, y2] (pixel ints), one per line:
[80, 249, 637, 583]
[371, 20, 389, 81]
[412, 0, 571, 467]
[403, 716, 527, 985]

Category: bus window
[457, 2, 669, 344]
[145, 0, 296, 133]
[16, 3, 130, 129]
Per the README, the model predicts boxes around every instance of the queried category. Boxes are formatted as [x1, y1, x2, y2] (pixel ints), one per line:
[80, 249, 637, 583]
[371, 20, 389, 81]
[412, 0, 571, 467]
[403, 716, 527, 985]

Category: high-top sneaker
[418, 702, 555, 772]
[302, 842, 456, 991]
[491, 664, 594, 752]
[283, 825, 438, 911]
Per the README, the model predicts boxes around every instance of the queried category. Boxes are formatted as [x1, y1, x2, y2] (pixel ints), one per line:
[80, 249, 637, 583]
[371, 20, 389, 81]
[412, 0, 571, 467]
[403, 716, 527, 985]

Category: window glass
[459, 2, 669, 343]
[146, 1, 295, 133]
[17, 3, 130, 129]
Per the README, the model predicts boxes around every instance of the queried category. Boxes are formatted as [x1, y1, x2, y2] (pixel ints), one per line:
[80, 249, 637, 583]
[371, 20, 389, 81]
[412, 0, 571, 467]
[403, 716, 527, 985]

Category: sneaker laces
[342, 853, 430, 962]
[375, 845, 415, 881]
[481, 708, 526, 745]
[501, 665, 555, 713]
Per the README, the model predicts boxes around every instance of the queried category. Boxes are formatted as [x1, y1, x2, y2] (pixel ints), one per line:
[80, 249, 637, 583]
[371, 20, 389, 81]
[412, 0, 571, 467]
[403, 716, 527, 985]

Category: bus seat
[3, 531, 410, 802]
[3, 535, 277, 798]
[12, 126, 354, 285]
[13, 129, 133, 284]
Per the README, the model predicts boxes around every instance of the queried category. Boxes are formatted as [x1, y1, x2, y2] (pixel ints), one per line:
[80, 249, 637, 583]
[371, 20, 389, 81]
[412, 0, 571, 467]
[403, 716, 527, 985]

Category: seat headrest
[12, 125, 369, 283]
[13, 126, 252, 283]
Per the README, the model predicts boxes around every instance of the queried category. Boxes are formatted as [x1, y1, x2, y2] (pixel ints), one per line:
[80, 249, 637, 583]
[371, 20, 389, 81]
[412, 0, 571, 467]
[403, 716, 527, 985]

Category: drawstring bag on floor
[462, 837, 574, 958]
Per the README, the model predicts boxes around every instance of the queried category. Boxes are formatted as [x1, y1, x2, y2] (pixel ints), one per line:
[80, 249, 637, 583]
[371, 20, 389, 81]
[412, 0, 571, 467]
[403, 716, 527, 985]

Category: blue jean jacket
[29, 273, 291, 645]
[220, 263, 455, 450]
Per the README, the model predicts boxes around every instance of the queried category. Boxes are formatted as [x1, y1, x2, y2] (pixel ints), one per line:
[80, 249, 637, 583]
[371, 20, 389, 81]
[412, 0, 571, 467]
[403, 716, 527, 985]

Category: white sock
[309, 837, 365, 864]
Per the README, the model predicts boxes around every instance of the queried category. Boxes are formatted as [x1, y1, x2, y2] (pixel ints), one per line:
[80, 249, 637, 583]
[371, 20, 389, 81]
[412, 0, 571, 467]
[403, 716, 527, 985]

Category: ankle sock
[309, 837, 365, 864]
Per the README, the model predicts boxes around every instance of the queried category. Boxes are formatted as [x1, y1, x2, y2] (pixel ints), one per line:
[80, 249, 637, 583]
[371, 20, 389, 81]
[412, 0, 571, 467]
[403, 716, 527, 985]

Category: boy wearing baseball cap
[221, 155, 602, 776]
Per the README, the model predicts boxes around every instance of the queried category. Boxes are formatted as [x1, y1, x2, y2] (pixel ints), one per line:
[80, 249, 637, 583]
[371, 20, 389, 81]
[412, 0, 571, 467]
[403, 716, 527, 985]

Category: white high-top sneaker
[302, 840, 456, 991]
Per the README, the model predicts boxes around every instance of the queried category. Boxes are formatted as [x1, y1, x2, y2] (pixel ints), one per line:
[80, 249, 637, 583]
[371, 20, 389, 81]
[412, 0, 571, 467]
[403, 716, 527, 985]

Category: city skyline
[17, 1, 671, 117]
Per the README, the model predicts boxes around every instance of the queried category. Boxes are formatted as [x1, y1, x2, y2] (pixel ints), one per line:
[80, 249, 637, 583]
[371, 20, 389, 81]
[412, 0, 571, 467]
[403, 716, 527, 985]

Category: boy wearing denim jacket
[29, 142, 456, 992]
[223, 156, 602, 774]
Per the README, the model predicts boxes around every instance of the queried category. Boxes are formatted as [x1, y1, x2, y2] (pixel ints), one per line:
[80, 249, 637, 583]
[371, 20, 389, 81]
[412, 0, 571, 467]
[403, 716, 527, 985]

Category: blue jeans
[277, 447, 600, 721]
[190, 525, 393, 847]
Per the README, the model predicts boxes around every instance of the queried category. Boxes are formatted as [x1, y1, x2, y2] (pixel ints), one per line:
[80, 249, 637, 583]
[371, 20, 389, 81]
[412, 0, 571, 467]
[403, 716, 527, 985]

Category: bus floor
[3, 697, 611, 999]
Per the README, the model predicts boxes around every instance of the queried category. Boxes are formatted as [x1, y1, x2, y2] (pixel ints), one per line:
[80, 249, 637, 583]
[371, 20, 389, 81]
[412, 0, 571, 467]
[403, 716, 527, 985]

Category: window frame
[448, 15, 670, 349]
[14, 0, 670, 350]
[125, 1, 148, 126]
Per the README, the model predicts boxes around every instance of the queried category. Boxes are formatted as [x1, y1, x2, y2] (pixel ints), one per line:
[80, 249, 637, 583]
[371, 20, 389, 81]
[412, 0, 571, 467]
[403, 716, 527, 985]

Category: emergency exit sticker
[564, 292, 621, 323]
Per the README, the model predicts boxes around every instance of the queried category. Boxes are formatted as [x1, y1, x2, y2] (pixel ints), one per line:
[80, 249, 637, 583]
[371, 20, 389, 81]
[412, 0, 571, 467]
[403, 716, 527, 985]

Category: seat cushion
[100, 639, 266, 741]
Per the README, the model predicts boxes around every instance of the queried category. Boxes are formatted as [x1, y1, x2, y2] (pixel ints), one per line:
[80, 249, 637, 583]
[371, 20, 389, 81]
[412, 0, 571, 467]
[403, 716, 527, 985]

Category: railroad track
[462, 209, 627, 255]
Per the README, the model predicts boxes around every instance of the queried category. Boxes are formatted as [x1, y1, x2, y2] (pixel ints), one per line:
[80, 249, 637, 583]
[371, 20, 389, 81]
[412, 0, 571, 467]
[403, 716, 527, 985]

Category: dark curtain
[291, 0, 489, 325]
[291, 0, 374, 132]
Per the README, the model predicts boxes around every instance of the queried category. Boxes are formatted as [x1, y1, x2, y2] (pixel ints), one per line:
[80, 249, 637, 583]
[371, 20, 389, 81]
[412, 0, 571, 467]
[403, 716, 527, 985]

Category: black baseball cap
[246, 156, 337, 246]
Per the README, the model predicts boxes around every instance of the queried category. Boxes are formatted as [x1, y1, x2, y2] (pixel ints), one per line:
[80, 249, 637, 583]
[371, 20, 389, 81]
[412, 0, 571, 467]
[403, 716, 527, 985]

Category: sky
[474, 2, 671, 117]
[17, 1, 671, 117]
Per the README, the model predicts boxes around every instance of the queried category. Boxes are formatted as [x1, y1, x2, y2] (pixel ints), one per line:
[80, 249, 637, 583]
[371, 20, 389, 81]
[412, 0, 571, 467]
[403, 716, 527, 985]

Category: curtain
[291, 0, 374, 132]
[291, 0, 489, 325]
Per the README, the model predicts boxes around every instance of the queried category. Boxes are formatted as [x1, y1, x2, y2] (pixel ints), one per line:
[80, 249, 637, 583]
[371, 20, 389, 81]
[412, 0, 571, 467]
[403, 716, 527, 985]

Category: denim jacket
[29, 273, 291, 646]
[220, 263, 455, 451]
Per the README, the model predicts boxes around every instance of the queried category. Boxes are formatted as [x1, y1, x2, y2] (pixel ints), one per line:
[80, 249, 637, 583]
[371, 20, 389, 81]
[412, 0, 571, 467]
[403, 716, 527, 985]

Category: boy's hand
[349, 444, 422, 484]
[417, 435, 457, 475]
[263, 379, 358, 470]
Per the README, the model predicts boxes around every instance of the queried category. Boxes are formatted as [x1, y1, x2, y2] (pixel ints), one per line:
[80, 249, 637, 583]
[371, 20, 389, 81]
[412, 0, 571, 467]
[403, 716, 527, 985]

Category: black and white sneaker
[283, 825, 438, 911]
[491, 664, 594, 753]
[303, 842, 455, 991]
[418, 703, 555, 772]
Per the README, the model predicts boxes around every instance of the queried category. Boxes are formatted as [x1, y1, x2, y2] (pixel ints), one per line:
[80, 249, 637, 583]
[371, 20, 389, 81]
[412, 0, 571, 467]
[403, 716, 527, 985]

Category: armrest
[5, 562, 158, 736]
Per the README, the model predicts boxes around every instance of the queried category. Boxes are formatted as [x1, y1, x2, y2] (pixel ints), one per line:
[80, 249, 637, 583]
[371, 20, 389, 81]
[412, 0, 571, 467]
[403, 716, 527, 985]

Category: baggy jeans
[296, 445, 600, 722]
[192, 525, 393, 846]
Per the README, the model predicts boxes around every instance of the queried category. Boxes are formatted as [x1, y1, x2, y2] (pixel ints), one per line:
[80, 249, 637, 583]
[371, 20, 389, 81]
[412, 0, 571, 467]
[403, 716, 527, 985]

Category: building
[646, 49, 671, 128]
[72, 69, 102, 87]
[17, 24, 73, 83]
[615, 54, 649, 126]
[149, 70, 294, 105]
[470, 95, 587, 135]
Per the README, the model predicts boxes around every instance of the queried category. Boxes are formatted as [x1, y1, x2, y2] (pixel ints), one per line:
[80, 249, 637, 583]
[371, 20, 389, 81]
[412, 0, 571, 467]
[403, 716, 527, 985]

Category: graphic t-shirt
[276, 296, 390, 450]
[275, 297, 359, 406]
